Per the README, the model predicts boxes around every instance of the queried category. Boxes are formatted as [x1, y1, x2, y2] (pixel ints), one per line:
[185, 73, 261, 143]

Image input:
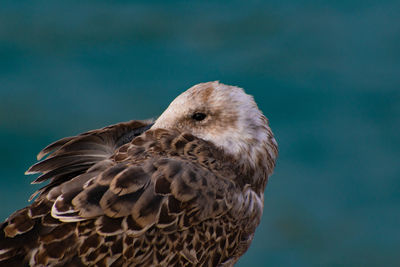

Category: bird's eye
[192, 112, 207, 121]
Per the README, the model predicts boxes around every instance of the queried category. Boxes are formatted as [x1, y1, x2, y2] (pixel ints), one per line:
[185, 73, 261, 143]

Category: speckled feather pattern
[0, 82, 277, 267]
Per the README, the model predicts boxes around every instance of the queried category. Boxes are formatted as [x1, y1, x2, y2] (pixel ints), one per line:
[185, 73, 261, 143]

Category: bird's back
[0, 121, 264, 266]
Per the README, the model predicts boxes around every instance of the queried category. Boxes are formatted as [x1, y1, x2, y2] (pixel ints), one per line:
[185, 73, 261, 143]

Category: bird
[0, 81, 278, 266]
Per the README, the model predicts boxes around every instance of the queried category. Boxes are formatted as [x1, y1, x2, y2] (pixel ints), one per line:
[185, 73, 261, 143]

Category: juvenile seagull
[0, 81, 278, 266]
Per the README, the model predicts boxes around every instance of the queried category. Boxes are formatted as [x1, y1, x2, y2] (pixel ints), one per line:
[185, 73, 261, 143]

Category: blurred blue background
[1, 1, 399, 266]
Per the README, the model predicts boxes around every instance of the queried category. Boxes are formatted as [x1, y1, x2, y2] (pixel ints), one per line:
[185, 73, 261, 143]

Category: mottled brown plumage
[0, 81, 278, 266]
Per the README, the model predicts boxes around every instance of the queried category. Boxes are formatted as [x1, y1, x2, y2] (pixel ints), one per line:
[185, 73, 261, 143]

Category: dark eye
[192, 112, 207, 121]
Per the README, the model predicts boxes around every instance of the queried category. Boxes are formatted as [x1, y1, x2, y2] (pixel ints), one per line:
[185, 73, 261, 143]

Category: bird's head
[152, 81, 277, 173]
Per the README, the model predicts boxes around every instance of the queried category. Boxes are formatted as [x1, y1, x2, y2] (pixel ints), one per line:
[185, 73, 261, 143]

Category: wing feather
[25, 120, 153, 200]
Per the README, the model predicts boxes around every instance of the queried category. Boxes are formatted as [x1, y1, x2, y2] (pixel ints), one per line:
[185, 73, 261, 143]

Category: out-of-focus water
[1, 1, 399, 266]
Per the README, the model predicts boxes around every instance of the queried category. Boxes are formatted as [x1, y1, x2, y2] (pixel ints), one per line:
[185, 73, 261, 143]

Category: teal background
[1, 1, 399, 266]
